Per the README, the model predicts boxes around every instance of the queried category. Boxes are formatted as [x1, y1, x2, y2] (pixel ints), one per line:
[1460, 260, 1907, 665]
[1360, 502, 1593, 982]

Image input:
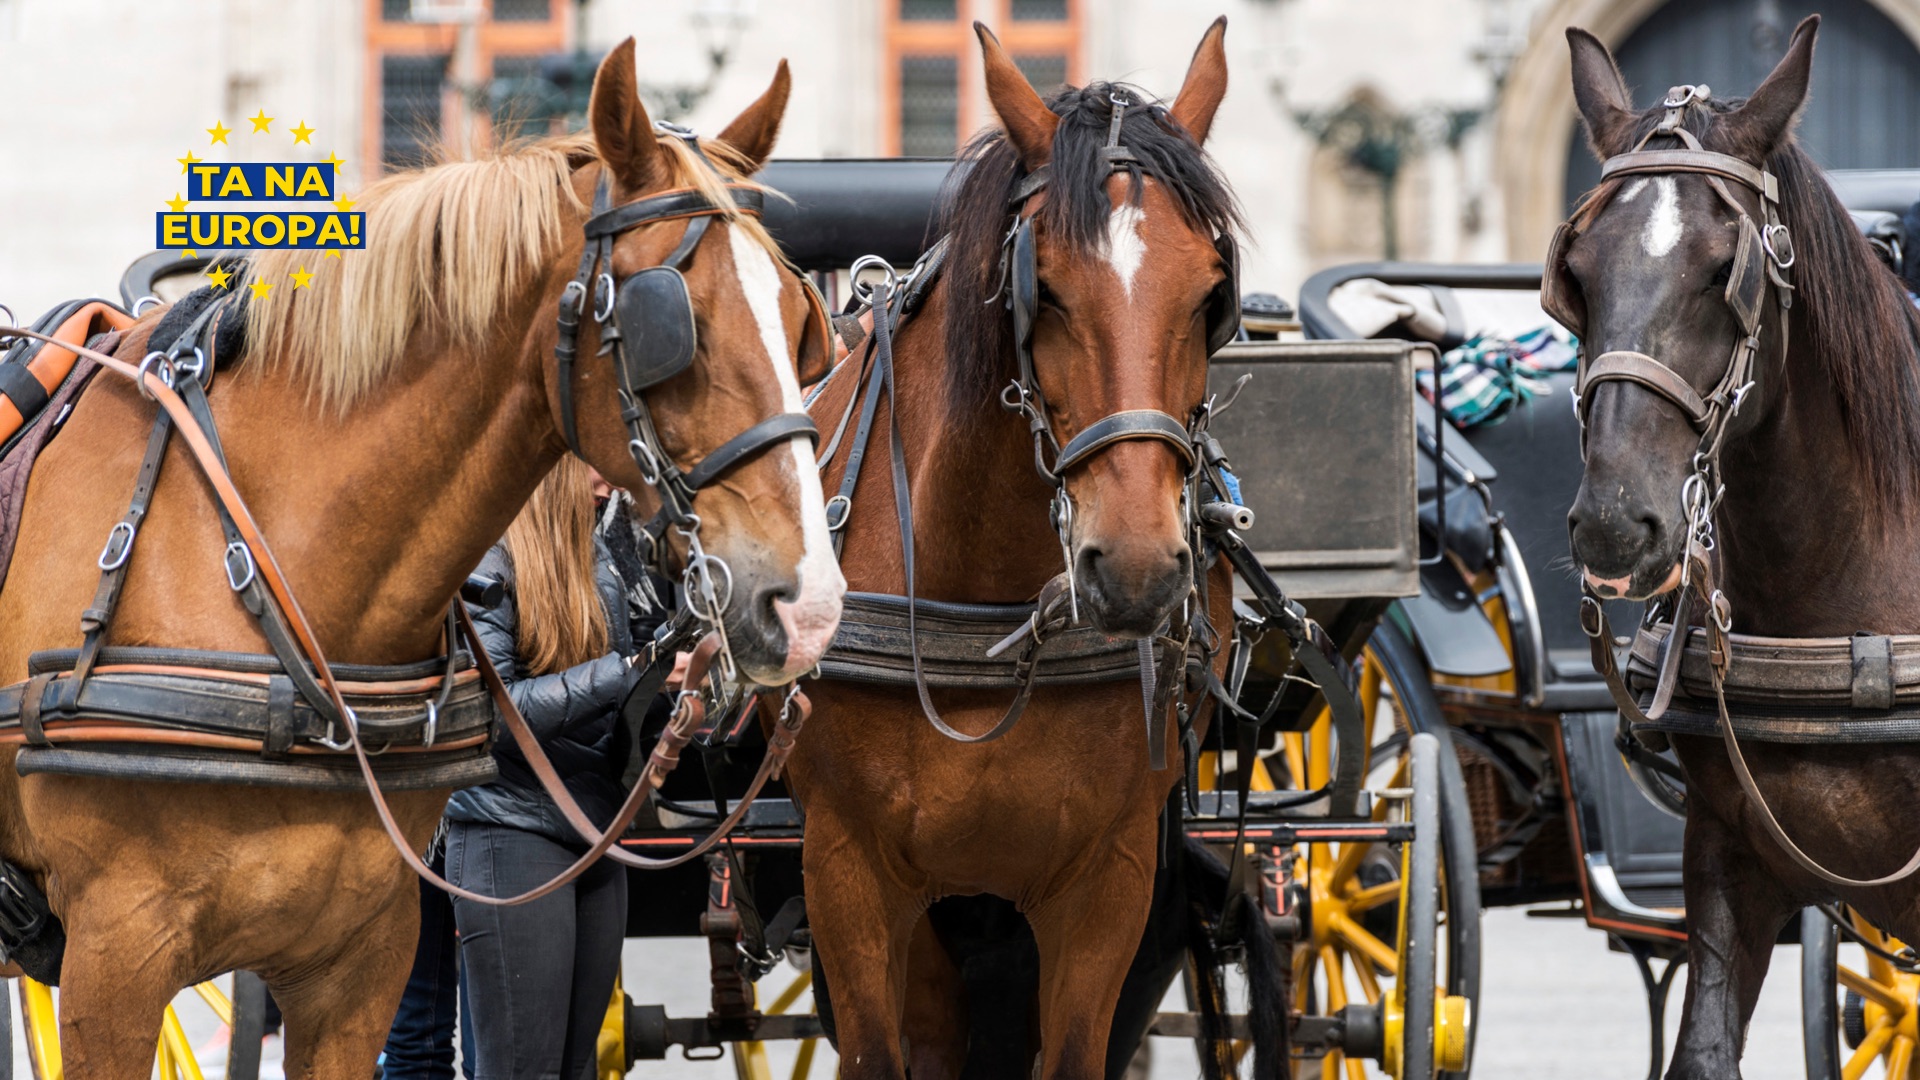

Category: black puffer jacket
[445, 536, 645, 849]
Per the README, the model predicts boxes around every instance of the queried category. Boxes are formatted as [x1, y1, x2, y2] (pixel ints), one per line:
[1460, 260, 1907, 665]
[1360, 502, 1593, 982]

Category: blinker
[611, 266, 698, 391]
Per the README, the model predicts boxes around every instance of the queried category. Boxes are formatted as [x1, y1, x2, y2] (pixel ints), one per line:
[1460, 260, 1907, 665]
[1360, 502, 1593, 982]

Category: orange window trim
[880, 0, 1081, 156]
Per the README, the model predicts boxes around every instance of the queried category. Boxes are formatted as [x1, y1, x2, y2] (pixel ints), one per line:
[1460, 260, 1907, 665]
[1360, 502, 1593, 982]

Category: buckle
[823, 494, 851, 532]
[1579, 594, 1606, 639]
[1762, 224, 1795, 269]
[97, 521, 137, 571]
[223, 541, 257, 592]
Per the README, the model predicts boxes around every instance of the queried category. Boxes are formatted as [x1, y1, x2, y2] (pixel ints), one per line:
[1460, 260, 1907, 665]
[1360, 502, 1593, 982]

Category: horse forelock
[239, 130, 789, 414]
[937, 80, 1242, 414]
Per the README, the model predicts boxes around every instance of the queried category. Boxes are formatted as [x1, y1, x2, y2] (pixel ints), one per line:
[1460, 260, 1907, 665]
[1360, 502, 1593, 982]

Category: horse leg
[1665, 802, 1796, 1080]
[1026, 847, 1156, 1080]
[904, 912, 970, 1080]
[804, 822, 920, 1080]
[271, 885, 420, 1080]
[55, 894, 184, 1080]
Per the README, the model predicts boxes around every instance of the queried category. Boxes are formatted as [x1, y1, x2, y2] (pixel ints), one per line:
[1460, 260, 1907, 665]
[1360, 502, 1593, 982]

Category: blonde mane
[241, 130, 782, 410]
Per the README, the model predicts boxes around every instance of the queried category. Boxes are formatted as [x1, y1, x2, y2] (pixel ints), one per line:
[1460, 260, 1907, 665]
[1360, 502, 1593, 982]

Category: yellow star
[289, 266, 314, 289]
[206, 121, 231, 145]
[249, 279, 273, 301]
[207, 266, 232, 290]
[248, 110, 274, 134]
[321, 152, 346, 172]
[178, 150, 202, 174]
[289, 121, 315, 145]
[323, 250, 342, 259]
[334, 198, 356, 212]
[180, 250, 198, 259]
[165, 192, 188, 213]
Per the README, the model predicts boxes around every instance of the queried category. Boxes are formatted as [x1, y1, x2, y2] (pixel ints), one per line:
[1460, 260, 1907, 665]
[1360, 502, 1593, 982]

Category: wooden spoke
[1846, 1019, 1897, 1080]
[1345, 880, 1401, 915]
[1839, 964, 1908, 1014]
[1890, 1033, 1915, 1080]
[1328, 909, 1398, 976]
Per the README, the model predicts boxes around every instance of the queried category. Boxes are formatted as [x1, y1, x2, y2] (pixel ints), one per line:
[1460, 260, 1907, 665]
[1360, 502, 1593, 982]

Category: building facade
[2, 0, 1918, 316]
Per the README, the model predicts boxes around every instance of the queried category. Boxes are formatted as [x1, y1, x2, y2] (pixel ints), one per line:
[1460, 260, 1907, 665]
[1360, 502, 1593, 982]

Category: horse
[1556, 16, 1920, 1078]
[0, 39, 842, 1078]
[795, 19, 1260, 1079]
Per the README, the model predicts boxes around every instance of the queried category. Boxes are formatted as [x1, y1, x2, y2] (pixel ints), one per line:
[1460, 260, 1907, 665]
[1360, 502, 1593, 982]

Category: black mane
[935, 81, 1242, 412]
[1582, 100, 1920, 523]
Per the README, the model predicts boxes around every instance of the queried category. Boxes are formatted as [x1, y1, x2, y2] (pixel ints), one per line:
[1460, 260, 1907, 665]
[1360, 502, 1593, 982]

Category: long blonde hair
[503, 456, 609, 675]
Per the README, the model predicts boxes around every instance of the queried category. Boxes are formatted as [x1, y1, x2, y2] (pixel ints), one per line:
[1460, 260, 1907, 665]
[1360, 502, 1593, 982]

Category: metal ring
[173, 347, 208, 385]
[628, 437, 663, 488]
[223, 541, 257, 593]
[96, 521, 137, 571]
[131, 296, 162, 316]
[315, 706, 357, 752]
[0, 304, 13, 327]
[560, 280, 587, 317]
[849, 255, 898, 302]
[421, 701, 438, 748]
[823, 494, 851, 532]
[594, 272, 617, 323]
[134, 351, 174, 400]
[1762, 224, 1795, 269]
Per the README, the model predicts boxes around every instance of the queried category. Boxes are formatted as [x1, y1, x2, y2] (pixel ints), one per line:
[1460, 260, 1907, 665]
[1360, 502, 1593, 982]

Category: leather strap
[1578, 351, 1712, 430]
[681, 411, 818, 492]
[1052, 409, 1197, 476]
[1601, 149, 1778, 202]
[582, 185, 764, 239]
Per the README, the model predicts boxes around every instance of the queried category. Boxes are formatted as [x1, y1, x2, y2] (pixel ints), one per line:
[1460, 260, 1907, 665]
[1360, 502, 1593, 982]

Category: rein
[1552, 88, 1920, 889]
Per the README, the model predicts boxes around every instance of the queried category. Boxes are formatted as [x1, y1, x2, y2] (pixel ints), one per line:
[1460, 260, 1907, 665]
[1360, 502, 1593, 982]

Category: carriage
[1296, 163, 1920, 1080]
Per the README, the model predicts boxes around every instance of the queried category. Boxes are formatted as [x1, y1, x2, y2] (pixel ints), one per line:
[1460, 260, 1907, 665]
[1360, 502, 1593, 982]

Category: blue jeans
[381, 849, 466, 1080]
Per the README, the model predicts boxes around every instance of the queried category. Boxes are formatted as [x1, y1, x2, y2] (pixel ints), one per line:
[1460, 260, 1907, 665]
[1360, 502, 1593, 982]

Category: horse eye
[1708, 259, 1733, 290]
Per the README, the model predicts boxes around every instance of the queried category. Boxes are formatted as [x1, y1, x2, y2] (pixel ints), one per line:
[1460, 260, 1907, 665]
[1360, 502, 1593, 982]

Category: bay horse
[797, 20, 1251, 1079]
[0, 40, 841, 1078]
[1557, 17, 1920, 1078]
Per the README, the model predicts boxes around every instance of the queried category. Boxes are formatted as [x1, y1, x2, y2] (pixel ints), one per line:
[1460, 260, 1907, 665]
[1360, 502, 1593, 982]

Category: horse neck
[209, 294, 559, 662]
[1715, 319, 1920, 634]
[883, 290, 1064, 602]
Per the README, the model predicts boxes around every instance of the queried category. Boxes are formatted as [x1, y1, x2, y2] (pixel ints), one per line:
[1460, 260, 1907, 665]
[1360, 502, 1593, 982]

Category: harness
[0, 123, 829, 909]
[811, 96, 1367, 828]
[1546, 87, 1920, 889]
[554, 122, 831, 683]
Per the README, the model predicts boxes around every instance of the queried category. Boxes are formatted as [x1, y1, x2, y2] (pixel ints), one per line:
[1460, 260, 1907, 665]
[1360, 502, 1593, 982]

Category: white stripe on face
[728, 227, 846, 672]
[1643, 177, 1683, 258]
[1105, 203, 1147, 298]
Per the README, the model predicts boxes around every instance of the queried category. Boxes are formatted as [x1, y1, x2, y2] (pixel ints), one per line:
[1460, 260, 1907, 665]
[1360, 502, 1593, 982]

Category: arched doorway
[1561, 0, 1920, 209]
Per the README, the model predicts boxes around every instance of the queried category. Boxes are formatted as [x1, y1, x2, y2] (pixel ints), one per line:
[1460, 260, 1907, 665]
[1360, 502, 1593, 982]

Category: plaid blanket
[1416, 327, 1578, 428]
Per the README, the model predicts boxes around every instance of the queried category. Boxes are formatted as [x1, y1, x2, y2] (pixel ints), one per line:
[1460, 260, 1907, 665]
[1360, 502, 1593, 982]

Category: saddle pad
[817, 591, 1146, 690]
[0, 353, 102, 596]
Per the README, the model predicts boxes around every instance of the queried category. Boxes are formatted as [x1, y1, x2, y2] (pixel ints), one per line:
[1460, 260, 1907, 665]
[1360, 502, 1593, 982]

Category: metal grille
[491, 0, 550, 22]
[382, 0, 410, 20]
[1010, 0, 1067, 20]
[900, 55, 959, 157]
[489, 55, 545, 142]
[900, 0, 955, 20]
[382, 54, 449, 169]
[1015, 53, 1067, 94]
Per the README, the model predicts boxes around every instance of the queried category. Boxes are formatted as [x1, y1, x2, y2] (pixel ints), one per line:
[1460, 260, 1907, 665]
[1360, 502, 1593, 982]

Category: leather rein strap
[1565, 88, 1920, 888]
[0, 326, 803, 904]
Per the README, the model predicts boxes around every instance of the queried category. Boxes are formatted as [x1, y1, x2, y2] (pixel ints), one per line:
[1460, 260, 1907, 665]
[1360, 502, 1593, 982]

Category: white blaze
[1617, 178, 1649, 203]
[728, 227, 846, 672]
[1643, 177, 1683, 258]
[1105, 203, 1147, 298]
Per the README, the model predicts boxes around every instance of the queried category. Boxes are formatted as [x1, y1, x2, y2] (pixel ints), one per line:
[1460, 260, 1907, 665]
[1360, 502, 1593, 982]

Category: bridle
[553, 122, 829, 681]
[993, 93, 1242, 615]
[1545, 85, 1796, 661]
[1546, 88, 1920, 890]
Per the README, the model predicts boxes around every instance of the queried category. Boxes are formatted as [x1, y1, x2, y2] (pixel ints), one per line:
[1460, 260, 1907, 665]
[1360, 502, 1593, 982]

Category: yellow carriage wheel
[1281, 622, 1479, 1079]
[1804, 906, 1920, 1080]
[17, 972, 268, 1080]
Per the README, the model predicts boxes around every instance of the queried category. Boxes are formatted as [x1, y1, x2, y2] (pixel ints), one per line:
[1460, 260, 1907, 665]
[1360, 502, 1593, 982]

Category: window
[381, 54, 448, 168]
[381, 0, 410, 21]
[883, 0, 1080, 156]
[492, 0, 550, 22]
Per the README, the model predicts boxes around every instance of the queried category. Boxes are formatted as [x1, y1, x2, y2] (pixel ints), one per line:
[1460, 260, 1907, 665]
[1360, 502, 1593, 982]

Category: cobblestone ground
[0, 907, 1836, 1078]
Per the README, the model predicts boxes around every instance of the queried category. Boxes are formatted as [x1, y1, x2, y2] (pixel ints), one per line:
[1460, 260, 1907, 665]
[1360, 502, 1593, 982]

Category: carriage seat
[0, 300, 133, 455]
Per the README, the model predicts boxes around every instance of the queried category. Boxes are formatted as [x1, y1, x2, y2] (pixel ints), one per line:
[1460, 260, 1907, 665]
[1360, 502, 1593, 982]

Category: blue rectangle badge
[188, 163, 337, 202]
[156, 212, 363, 249]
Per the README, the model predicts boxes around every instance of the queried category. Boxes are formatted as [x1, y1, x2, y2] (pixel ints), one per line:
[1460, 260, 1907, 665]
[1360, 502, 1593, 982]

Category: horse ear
[976, 22, 1058, 169]
[1725, 15, 1819, 160]
[1169, 16, 1229, 145]
[589, 38, 664, 193]
[716, 60, 792, 172]
[1567, 27, 1636, 157]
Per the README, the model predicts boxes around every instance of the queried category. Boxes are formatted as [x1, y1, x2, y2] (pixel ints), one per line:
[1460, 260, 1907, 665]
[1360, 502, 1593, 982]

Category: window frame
[881, 0, 1080, 157]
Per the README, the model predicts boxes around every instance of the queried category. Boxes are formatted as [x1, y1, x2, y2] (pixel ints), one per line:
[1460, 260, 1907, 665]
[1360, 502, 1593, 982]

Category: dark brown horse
[1559, 17, 1920, 1078]
[0, 41, 840, 1077]
[796, 20, 1243, 1080]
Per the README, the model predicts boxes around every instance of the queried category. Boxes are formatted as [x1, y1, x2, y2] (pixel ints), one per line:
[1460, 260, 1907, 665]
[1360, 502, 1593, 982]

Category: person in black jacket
[443, 455, 659, 1080]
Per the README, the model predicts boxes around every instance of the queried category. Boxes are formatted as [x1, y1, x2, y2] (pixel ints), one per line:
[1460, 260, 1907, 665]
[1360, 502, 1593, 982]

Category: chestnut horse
[797, 21, 1242, 1079]
[1559, 18, 1920, 1078]
[0, 41, 841, 1078]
